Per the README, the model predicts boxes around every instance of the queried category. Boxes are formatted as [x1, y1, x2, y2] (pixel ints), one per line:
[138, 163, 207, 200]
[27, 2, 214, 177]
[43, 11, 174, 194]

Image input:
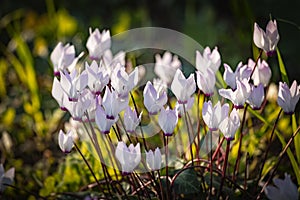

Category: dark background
[1, 0, 300, 81]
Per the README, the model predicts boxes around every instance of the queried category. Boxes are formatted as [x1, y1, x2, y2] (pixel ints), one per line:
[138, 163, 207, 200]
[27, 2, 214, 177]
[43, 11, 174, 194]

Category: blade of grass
[276, 47, 289, 84]
[292, 114, 300, 164]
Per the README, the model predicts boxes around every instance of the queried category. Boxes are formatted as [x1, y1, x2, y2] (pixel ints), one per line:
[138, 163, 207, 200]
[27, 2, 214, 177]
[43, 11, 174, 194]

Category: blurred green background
[0, 0, 300, 198]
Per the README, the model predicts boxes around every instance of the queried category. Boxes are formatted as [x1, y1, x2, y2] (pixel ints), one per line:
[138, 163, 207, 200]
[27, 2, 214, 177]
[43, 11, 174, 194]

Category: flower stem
[164, 135, 170, 200]
[233, 104, 248, 181]
[218, 139, 231, 198]
[183, 103, 194, 165]
[249, 49, 263, 80]
[130, 91, 148, 151]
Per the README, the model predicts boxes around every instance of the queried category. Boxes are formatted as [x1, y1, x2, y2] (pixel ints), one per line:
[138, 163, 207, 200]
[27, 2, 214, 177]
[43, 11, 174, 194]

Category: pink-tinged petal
[154, 148, 162, 170]
[247, 84, 265, 110]
[158, 107, 178, 136]
[171, 69, 196, 104]
[58, 130, 65, 152]
[52, 77, 64, 106]
[219, 88, 234, 102]
[115, 141, 126, 165]
[146, 149, 154, 170]
[253, 23, 266, 50]
[196, 50, 206, 72]
[223, 63, 236, 89]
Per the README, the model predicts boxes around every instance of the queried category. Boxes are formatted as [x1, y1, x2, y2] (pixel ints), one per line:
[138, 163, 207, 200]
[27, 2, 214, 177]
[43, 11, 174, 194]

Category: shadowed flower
[171, 69, 196, 104]
[219, 108, 240, 141]
[0, 164, 15, 193]
[277, 80, 300, 114]
[154, 51, 181, 85]
[146, 148, 162, 171]
[143, 81, 168, 115]
[253, 20, 280, 56]
[58, 130, 74, 153]
[264, 173, 299, 200]
[115, 142, 141, 175]
[86, 28, 111, 60]
[202, 101, 229, 131]
[158, 106, 178, 136]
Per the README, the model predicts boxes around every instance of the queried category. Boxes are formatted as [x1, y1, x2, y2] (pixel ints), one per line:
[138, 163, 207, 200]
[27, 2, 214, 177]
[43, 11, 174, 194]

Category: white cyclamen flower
[253, 20, 280, 56]
[202, 101, 229, 131]
[50, 42, 84, 76]
[86, 28, 111, 60]
[247, 83, 265, 110]
[146, 148, 162, 171]
[86, 60, 109, 95]
[58, 130, 74, 153]
[115, 142, 141, 174]
[154, 51, 181, 85]
[124, 107, 142, 133]
[0, 164, 15, 192]
[196, 68, 216, 96]
[247, 58, 272, 87]
[95, 105, 118, 134]
[102, 86, 128, 120]
[60, 68, 88, 101]
[111, 65, 139, 98]
[158, 106, 178, 136]
[219, 79, 251, 109]
[196, 46, 221, 73]
[264, 173, 299, 200]
[171, 69, 196, 104]
[143, 81, 168, 115]
[65, 88, 92, 121]
[219, 108, 240, 141]
[223, 62, 252, 90]
[277, 80, 300, 114]
[51, 77, 69, 111]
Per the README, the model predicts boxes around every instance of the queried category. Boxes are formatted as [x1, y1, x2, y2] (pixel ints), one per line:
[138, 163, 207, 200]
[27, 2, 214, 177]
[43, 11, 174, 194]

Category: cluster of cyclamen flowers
[51, 19, 300, 179]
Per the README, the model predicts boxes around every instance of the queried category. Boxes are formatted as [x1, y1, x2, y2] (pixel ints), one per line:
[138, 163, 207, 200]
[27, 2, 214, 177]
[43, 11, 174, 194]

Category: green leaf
[173, 168, 202, 195]
[276, 47, 289, 84]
